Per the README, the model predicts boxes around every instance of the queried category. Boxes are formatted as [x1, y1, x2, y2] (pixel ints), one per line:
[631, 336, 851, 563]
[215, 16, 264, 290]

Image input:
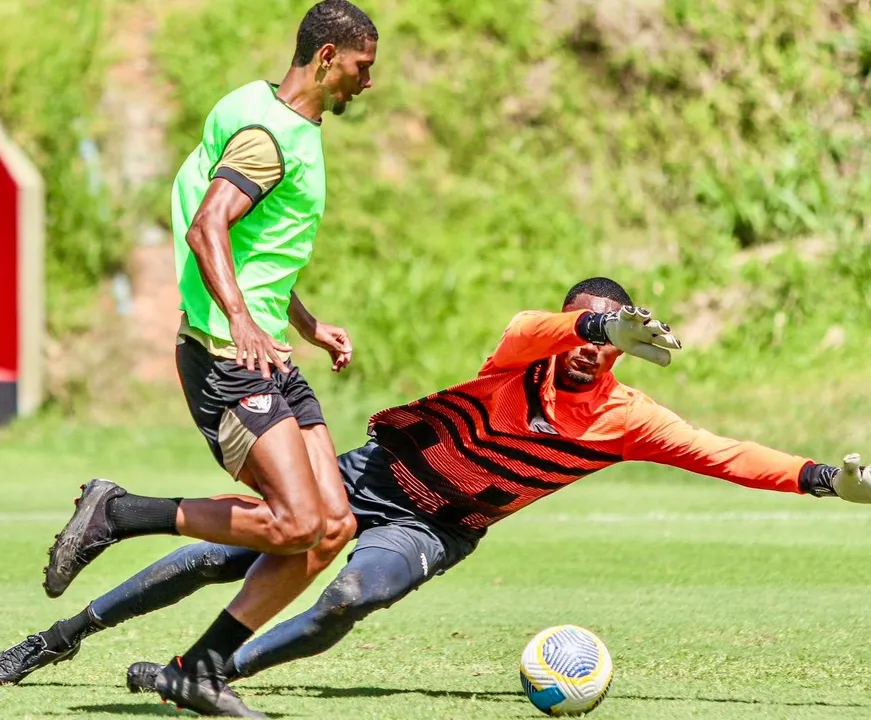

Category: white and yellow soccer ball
[519, 625, 613, 716]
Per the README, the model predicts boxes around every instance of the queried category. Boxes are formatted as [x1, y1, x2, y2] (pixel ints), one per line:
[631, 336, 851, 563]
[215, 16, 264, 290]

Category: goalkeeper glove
[800, 455, 871, 503]
[833, 454, 871, 503]
[577, 305, 682, 367]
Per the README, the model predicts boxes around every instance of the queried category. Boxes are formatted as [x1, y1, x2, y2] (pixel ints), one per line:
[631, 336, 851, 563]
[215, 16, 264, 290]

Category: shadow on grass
[244, 684, 527, 702]
[17, 681, 125, 688]
[244, 684, 871, 709]
[9, 687, 288, 717]
[67, 705, 287, 718]
[33, 704, 179, 717]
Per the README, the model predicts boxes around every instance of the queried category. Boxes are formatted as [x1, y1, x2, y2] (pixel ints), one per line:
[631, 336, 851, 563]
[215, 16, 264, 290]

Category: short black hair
[563, 277, 633, 308]
[292, 0, 378, 67]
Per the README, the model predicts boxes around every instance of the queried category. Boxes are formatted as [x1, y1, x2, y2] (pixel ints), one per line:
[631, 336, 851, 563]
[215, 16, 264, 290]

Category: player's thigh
[276, 364, 342, 505]
[240, 416, 323, 525]
[177, 336, 297, 483]
[300, 424, 350, 519]
[251, 365, 342, 518]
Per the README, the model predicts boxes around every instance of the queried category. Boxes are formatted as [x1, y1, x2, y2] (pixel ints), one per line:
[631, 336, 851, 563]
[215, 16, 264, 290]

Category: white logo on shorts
[420, 552, 429, 577]
[240, 394, 273, 414]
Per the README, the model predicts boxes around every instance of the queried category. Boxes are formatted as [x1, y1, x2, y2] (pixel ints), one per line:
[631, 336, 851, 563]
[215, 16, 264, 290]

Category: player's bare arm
[186, 179, 291, 379]
[288, 292, 353, 372]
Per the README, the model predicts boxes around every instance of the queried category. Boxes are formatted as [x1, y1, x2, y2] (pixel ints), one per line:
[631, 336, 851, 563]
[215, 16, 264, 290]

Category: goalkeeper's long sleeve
[482, 310, 590, 371]
[622, 393, 812, 494]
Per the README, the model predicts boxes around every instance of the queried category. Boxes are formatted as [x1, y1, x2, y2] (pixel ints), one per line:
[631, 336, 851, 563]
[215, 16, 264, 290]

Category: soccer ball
[519, 625, 613, 716]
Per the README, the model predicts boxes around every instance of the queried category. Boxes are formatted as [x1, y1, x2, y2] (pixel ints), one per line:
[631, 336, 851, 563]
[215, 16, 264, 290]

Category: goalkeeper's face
[556, 294, 623, 389]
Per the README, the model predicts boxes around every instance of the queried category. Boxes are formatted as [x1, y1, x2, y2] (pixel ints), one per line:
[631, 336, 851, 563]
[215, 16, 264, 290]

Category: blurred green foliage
[153, 0, 871, 397]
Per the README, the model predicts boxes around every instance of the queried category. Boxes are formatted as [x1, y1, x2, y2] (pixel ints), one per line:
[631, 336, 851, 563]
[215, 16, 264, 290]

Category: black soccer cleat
[153, 658, 266, 718]
[126, 661, 161, 693]
[0, 634, 81, 685]
[128, 658, 241, 694]
[43, 479, 126, 598]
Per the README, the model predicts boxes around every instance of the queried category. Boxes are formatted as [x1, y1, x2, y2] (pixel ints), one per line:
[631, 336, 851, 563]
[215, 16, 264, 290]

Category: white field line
[1, 510, 868, 525]
[0, 512, 73, 523]
[515, 511, 871, 524]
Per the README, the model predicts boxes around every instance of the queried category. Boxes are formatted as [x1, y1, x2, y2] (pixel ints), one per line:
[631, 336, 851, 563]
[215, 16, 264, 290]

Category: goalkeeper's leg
[89, 542, 259, 627]
[126, 545, 422, 691]
[230, 545, 416, 678]
[0, 542, 257, 685]
[228, 510, 482, 679]
[128, 519, 478, 688]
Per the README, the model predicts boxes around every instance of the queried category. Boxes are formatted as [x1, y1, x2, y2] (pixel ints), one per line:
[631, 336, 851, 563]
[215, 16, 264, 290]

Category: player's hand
[833, 454, 871, 503]
[301, 321, 353, 373]
[603, 306, 682, 367]
[230, 312, 292, 380]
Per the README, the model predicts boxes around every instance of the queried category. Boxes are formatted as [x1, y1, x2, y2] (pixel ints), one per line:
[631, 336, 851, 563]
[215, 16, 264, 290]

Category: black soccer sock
[106, 494, 182, 539]
[40, 608, 100, 651]
[223, 654, 239, 681]
[180, 609, 253, 678]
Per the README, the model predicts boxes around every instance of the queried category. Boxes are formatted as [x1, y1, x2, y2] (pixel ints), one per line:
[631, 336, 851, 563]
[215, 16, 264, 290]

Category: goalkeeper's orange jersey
[369, 310, 812, 531]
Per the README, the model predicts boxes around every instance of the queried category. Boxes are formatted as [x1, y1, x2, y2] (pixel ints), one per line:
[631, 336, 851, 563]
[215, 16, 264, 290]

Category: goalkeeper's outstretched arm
[621, 393, 871, 501]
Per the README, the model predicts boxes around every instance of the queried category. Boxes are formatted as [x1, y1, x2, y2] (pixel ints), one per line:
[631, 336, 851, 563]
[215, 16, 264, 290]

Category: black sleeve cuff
[214, 167, 262, 203]
[799, 462, 839, 497]
[576, 312, 609, 345]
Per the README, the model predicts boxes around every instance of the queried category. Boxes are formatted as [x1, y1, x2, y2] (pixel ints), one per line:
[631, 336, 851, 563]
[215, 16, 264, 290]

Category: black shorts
[176, 335, 325, 478]
[338, 440, 482, 578]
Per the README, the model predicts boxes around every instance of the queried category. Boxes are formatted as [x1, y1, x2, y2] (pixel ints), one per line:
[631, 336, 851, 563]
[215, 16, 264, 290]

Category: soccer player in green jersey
[39, 1, 378, 716]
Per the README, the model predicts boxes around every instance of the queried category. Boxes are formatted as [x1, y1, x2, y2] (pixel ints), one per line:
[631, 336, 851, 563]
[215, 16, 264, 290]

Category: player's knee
[336, 512, 357, 544]
[265, 515, 325, 554]
[190, 543, 258, 581]
[319, 571, 366, 618]
[313, 512, 356, 564]
[319, 570, 398, 621]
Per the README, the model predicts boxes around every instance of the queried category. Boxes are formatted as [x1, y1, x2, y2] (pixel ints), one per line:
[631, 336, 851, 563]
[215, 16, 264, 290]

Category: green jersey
[172, 81, 326, 343]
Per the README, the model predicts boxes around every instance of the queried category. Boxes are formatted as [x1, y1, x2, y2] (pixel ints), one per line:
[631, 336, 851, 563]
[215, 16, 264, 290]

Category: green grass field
[2, 383, 871, 720]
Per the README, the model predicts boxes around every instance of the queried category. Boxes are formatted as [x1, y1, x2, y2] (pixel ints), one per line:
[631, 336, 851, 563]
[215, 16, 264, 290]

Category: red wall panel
[0, 161, 18, 379]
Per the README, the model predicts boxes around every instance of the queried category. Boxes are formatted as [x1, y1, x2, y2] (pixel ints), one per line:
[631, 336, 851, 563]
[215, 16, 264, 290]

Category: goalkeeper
[2, 276, 866, 712]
